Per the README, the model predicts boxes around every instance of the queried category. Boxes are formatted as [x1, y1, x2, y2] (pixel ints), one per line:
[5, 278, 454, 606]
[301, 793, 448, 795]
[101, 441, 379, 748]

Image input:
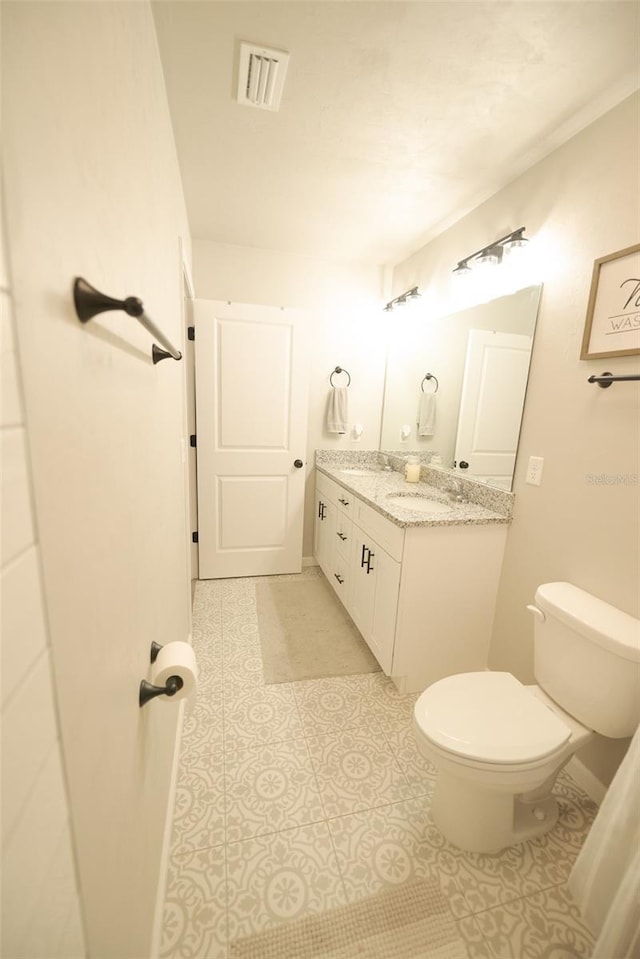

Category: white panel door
[454, 330, 532, 480]
[195, 300, 309, 579]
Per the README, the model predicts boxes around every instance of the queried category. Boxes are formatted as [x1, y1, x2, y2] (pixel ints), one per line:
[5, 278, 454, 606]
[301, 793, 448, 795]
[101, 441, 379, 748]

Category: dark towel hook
[330, 366, 351, 387]
[73, 277, 182, 364]
[421, 373, 439, 393]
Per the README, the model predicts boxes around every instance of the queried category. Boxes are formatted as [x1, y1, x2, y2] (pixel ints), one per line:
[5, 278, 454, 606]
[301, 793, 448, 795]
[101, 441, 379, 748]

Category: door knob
[294, 459, 304, 468]
[459, 461, 469, 469]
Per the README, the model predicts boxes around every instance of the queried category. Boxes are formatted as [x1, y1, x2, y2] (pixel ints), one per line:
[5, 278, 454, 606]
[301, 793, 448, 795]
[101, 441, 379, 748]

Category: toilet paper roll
[151, 641, 198, 702]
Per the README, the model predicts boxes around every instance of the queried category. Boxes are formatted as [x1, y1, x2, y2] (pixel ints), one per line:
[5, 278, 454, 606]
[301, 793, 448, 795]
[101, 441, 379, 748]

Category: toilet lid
[415, 672, 572, 765]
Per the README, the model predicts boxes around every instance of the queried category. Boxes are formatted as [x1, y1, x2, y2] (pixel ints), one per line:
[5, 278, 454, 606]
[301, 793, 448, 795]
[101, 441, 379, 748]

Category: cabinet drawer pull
[334, 573, 344, 585]
[337, 532, 347, 541]
[360, 544, 368, 568]
[338, 497, 349, 506]
[366, 550, 375, 574]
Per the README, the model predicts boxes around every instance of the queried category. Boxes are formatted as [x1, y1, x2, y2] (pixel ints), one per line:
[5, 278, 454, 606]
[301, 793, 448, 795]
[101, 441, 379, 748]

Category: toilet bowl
[413, 672, 592, 852]
[412, 583, 640, 854]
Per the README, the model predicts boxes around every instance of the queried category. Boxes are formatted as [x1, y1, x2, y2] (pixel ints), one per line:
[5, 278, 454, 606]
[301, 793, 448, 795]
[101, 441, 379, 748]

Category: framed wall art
[580, 243, 640, 359]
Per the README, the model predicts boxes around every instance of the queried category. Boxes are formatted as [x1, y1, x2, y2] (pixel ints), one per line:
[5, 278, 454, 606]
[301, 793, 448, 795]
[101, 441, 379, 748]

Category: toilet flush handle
[526, 604, 546, 623]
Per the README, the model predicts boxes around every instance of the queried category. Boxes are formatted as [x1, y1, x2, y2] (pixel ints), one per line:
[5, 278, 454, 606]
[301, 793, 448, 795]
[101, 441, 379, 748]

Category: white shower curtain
[569, 724, 640, 959]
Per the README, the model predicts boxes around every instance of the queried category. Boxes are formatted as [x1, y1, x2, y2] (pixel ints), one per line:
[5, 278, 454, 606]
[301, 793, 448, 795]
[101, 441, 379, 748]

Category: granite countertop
[316, 460, 511, 529]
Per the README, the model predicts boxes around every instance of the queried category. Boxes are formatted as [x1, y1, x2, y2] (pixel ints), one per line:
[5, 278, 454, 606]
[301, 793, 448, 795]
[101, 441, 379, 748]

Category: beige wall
[193, 240, 387, 557]
[3, 3, 192, 956]
[393, 92, 640, 785]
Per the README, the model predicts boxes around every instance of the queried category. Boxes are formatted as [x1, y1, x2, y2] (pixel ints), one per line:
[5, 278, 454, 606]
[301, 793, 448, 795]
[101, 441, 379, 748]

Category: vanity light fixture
[384, 286, 421, 312]
[453, 227, 529, 277]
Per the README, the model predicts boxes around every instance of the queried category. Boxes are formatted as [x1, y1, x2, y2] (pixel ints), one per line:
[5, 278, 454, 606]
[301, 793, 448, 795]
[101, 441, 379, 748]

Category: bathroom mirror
[380, 284, 542, 490]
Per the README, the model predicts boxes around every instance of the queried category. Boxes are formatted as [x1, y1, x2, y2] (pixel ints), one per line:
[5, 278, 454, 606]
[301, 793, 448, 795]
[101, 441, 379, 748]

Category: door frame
[179, 238, 197, 609]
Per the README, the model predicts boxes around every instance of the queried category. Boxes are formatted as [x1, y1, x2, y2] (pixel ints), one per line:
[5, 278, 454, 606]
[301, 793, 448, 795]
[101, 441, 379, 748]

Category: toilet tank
[532, 582, 640, 738]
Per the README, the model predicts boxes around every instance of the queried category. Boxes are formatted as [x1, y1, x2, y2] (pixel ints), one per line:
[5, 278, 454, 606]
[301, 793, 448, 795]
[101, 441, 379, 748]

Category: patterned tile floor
[161, 571, 598, 958]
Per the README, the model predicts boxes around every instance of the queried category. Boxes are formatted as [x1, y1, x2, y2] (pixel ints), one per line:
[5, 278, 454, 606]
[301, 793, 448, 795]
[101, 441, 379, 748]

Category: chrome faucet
[446, 479, 465, 503]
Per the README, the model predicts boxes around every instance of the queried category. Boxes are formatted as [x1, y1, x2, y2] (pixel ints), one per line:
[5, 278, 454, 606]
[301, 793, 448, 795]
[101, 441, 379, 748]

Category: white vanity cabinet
[314, 469, 508, 693]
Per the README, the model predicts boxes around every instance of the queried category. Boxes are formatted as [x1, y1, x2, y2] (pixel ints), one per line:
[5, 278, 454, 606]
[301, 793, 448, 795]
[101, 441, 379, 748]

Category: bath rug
[228, 878, 468, 958]
[255, 573, 380, 683]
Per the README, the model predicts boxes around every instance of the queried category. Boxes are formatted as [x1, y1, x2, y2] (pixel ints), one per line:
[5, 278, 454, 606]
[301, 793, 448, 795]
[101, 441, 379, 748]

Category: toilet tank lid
[535, 582, 640, 663]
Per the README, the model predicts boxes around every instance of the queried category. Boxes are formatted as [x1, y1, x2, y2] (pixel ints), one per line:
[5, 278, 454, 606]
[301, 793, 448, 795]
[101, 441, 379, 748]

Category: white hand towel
[417, 393, 437, 436]
[327, 387, 348, 434]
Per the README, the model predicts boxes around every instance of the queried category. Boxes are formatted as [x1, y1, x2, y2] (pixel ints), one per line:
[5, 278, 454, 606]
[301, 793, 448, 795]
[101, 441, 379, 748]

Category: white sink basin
[340, 468, 379, 475]
[385, 494, 452, 514]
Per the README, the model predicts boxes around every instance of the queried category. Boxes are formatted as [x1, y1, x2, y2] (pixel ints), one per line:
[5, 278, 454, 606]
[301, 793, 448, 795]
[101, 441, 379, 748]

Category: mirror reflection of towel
[327, 387, 348, 434]
[417, 393, 437, 436]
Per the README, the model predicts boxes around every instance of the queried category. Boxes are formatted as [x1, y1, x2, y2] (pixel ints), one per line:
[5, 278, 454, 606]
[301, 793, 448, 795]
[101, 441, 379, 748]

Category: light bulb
[475, 245, 502, 266]
[502, 229, 528, 253]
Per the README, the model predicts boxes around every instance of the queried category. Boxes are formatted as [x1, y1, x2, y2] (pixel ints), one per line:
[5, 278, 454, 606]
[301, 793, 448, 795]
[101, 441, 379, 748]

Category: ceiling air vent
[237, 42, 289, 112]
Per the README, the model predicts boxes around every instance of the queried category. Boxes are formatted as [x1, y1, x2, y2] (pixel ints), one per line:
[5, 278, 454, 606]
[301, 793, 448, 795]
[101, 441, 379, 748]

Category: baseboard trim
[302, 556, 319, 568]
[566, 755, 606, 805]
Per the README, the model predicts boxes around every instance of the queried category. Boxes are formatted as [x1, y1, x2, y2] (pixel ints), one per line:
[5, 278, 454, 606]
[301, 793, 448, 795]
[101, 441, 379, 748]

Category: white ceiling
[153, 2, 639, 265]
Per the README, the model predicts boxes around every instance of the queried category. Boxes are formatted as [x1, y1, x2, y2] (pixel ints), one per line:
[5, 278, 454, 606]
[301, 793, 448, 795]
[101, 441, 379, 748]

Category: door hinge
[187, 326, 195, 341]
[192, 531, 199, 544]
[190, 434, 197, 448]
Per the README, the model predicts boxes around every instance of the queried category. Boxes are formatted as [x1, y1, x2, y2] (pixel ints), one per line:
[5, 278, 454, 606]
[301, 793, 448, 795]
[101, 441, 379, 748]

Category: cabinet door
[350, 527, 376, 641]
[368, 547, 401, 674]
[314, 492, 336, 577]
[350, 526, 400, 674]
[313, 491, 323, 560]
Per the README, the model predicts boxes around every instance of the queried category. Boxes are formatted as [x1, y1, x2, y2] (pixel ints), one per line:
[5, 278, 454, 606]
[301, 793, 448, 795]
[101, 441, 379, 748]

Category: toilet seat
[414, 672, 572, 766]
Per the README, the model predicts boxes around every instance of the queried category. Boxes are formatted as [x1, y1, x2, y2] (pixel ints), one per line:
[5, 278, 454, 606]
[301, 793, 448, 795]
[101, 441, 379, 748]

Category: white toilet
[413, 582, 640, 853]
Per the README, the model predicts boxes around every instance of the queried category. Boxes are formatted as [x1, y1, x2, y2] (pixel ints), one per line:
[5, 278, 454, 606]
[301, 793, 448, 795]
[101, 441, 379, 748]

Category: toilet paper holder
[139, 642, 184, 708]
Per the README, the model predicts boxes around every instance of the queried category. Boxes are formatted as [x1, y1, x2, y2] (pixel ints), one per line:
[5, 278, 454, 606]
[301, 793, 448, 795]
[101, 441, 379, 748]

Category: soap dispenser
[404, 455, 420, 483]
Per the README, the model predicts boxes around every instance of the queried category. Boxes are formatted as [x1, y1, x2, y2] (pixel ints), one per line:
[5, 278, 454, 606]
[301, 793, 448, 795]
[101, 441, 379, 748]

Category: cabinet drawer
[353, 500, 405, 562]
[335, 489, 354, 520]
[335, 515, 353, 564]
[329, 556, 350, 602]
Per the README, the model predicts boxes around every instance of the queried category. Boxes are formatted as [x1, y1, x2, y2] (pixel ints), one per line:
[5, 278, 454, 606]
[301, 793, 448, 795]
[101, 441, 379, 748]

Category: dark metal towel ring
[330, 366, 351, 387]
[421, 373, 439, 393]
